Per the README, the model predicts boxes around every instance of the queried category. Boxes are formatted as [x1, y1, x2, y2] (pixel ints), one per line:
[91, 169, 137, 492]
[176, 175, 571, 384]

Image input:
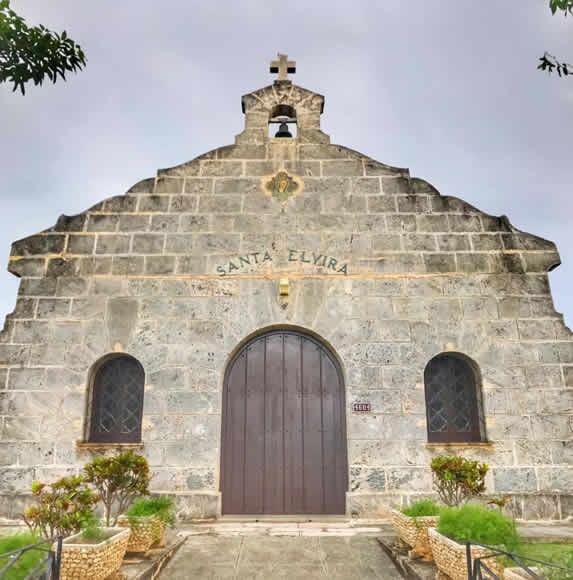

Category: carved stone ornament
[262, 169, 304, 204]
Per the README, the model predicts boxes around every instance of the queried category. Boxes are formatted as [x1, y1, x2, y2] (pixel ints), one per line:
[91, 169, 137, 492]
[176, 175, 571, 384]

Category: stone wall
[0, 81, 571, 520]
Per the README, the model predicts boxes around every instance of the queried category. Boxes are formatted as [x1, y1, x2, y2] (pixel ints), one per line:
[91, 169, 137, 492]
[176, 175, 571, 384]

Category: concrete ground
[159, 535, 404, 579]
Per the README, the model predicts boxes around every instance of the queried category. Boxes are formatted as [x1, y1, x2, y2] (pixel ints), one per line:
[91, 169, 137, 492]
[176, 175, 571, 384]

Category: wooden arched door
[221, 330, 348, 515]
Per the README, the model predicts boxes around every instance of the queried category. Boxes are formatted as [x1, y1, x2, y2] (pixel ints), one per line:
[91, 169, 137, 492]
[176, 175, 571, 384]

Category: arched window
[88, 354, 145, 443]
[424, 353, 485, 443]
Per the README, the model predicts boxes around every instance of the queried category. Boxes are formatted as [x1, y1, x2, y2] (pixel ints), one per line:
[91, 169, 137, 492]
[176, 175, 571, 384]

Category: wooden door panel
[221, 330, 347, 515]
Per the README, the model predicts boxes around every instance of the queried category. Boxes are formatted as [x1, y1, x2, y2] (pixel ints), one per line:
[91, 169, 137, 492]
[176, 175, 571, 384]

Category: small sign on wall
[352, 402, 371, 413]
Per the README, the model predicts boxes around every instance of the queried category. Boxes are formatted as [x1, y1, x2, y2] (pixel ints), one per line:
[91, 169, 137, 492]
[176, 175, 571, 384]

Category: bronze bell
[275, 122, 293, 138]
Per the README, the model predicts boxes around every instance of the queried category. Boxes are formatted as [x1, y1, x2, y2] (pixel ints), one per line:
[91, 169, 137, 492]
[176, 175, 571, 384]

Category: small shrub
[0, 532, 44, 580]
[401, 499, 442, 518]
[80, 512, 107, 543]
[23, 476, 99, 539]
[431, 455, 488, 506]
[83, 450, 150, 526]
[127, 496, 176, 527]
[437, 503, 521, 551]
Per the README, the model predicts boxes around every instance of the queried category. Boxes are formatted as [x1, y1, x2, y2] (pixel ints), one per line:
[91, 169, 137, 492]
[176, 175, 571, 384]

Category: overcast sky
[1, 1, 572, 327]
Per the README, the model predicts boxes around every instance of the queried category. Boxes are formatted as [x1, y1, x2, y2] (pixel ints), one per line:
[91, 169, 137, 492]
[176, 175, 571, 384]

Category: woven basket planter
[118, 514, 164, 553]
[56, 527, 129, 580]
[391, 509, 439, 561]
[428, 528, 503, 580]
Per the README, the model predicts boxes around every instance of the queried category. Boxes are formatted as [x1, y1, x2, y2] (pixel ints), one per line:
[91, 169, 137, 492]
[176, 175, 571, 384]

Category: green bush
[80, 512, 107, 543]
[23, 476, 99, 539]
[83, 450, 150, 526]
[437, 503, 521, 551]
[127, 496, 176, 527]
[431, 455, 488, 506]
[0, 532, 44, 580]
[401, 499, 442, 517]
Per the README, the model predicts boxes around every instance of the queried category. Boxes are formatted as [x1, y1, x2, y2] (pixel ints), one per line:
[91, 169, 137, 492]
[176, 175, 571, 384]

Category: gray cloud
[1, 0, 571, 325]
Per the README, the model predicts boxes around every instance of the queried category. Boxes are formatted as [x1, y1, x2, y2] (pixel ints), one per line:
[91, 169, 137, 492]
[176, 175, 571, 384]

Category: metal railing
[466, 541, 573, 579]
[0, 536, 62, 580]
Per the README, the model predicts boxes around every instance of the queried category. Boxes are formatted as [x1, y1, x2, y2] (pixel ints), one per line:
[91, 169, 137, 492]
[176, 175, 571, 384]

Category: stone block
[515, 439, 552, 465]
[424, 253, 456, 273]
[169, 195, 199, 213]
[56, 277, 88, 297]
[531, 415, 571, 439]
[13, 320, 49, 344]
[36, 298, 70, 319]
[95, 234, 130, 254]
[437, 234, 470, 252]
[194, 234, 240, 253]
[154, 177, 184, 193]
[386, 215, 416, 233]
[538, 468, 573, 492]
[456, 253, 490, 273]
[367, 195, 396, 213]
[322, 160, 364, 176]
[86, 214, 119, 232]
[397, 195, 429, 213]
[11, 234, 66, 256]
[0, 467, 35, 492]
[200, 161, 242, 177]
[132, 234, 165, 254]
[370, 234, 401, 252]
[118, 214, 150, 232]
[149, 214, 179, 232]
[79, 256, 112, 276]
[386, 468, 432, 492]
[174, 492, 219, 521]
[9, 258, 46, 277]
[498, 297, 531, 318]
[199, 195, 242, 213]
[448, 214, 482, 232]
[403, 234, 436, 252]
[127, 177, 154, 193]
[347, 492, 399, 519]
[67, 235, 95, 254]
[493, 468, 537, 492]
[102, 195, 138, 212]
[517, 320, 556, 340]
[138, 195, 170, 212]
[2, 416, 40, 439]
[166, 391, 219, 415]
[349, 389, 401, 414]
[352, 178, 380, 194]
[487, 416, 532, 439]
[0, 344, 30, 366]
[46, 257, 81, 278]
[18, 278, 57, 297]
[185, 468, 216, 490]
[111, 256, 144, 275]
[350, 466, 386, 492]
[382, 177, 412, 194]
[461, 297, 499, 319]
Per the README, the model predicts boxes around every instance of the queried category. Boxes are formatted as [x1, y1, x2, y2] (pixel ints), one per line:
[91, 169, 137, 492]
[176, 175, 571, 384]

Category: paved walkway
[160, 535, 403, 579]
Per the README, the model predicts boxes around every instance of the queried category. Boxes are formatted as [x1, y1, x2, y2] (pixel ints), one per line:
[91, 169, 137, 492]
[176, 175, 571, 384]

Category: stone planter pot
[428, 528, 503, 580]
[56, 527, 129, 580]
[118, 514, 164, 553]
[391, 509, 439, 561]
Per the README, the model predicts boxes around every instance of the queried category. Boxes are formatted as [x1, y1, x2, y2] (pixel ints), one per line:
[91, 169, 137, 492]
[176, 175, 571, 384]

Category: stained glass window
[89, 355, 145, 443]
[424, 353, 484, 443]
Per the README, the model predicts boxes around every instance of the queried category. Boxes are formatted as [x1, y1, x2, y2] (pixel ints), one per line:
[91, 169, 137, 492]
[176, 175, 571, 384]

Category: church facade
[1, 57, 571, 521]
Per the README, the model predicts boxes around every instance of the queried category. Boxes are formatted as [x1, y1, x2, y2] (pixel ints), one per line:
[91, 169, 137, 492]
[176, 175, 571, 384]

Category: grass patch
[401, 499, 442, 517]
[0, 532, 46, 580]
[501, 542, 573, 575]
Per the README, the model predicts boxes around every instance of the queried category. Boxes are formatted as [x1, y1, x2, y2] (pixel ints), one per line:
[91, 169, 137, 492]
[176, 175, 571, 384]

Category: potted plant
[118, 496, 176, 553]
[83, 450, 151, 526]
[391, 499, 442, 561]
[57, 514, 130, 580]
[428, 503, 521, 580]
[23, 476, 100, 539]
[430, 455, 488, 507]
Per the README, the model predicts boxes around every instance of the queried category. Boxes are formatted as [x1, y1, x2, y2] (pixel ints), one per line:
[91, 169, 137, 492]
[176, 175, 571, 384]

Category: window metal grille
[89, 355, 144, 443]
[424, 353, 483, 443]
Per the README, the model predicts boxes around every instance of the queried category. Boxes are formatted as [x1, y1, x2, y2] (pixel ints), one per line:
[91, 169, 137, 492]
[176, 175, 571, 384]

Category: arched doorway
[220, 329, 348, 515]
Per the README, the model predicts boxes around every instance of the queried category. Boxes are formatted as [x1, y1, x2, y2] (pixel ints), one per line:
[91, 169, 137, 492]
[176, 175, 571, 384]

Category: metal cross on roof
[270, 54, 296, 81]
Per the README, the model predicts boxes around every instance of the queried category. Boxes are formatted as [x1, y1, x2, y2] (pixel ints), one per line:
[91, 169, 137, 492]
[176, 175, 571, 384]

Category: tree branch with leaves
[538, 0, 573, 76]
[0, 0, 86, 94]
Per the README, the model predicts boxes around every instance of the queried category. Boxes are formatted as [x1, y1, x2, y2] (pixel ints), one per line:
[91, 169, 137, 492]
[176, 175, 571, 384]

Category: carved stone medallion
[262, 169, 304, 204]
